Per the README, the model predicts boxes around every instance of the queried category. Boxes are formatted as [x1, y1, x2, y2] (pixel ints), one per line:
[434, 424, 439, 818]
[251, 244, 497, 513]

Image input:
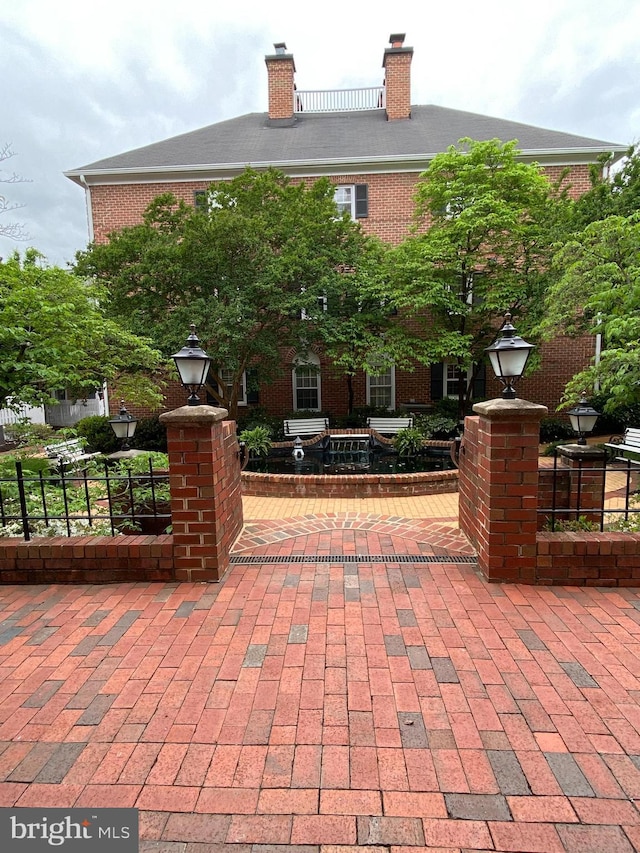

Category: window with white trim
[292, 353, 321, 411]
[366, 363, 395, 410]
[333, 185, 368, 220]
[218, 368, 247, 406]
[444, 361, 471, 399]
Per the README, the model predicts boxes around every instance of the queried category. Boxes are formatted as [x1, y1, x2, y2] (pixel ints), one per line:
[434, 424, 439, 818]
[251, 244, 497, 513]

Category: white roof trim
[65, 145, 627, 186]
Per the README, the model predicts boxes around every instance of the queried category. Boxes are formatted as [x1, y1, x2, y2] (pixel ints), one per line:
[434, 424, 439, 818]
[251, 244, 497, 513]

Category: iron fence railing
[538, 451, 640, 532]
[0, 458, 171, 541]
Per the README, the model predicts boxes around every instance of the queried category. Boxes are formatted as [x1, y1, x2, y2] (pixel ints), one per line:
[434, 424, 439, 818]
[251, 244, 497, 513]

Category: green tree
[540, 214, 640, 413]
[313, 242, 427, 413]
[0, 249, 163, 409]
[76, 168, 372, 418]
[387, 138, 564, 419]
[572, 144, 640, 227]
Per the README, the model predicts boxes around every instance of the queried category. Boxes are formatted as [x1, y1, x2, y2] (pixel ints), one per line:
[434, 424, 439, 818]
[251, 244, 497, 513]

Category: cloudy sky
[1, 0, 638, 267]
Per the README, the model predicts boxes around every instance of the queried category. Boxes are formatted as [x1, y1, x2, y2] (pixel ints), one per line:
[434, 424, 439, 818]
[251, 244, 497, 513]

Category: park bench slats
[283, 417, 330, 438]
[366, 417, 414, 435]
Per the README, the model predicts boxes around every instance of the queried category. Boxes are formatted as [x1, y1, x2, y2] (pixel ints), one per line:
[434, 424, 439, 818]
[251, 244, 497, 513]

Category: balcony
[294, 86, 385, 113]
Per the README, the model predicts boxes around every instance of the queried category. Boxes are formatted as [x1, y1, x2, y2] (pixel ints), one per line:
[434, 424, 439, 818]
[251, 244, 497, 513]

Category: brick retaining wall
[242, 470, 458, 498]
[537, 532, 640, 586]
[0, 535, 174, 584]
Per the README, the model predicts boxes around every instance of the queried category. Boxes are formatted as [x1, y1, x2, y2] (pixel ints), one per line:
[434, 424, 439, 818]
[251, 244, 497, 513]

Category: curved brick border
[233, 513, 475, 556]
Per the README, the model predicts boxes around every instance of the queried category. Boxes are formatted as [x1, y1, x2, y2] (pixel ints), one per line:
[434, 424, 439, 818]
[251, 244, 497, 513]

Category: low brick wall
[536, 532, 640, 586]
[0, 535, 174, 584]
[242, 470, 458, 498]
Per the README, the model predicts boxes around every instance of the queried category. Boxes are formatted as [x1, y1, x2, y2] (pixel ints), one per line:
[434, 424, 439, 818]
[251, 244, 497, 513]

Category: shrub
[133, 416, 167, 451]
[589, 395, 640, 435]
[74, 415, 120, 454]
[430, 397, 460, 419]
[236, 407, 282, 439]
[3, 420, 54, 447]
[539, 417, 574, 443]
[415, 414, 458, 439]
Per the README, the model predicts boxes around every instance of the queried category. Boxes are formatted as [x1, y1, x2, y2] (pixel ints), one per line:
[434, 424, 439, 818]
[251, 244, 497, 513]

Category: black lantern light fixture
[108, 400, 138, 451]
[568, 392, 600, 445]
[171, 324, 212, 406]
[485, 313, 535, 399]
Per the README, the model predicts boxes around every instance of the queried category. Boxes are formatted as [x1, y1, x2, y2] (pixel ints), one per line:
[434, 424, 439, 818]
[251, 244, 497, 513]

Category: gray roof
[66, 105, 626, 182]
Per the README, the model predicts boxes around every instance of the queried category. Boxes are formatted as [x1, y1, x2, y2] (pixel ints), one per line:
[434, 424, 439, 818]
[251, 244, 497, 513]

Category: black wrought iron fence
[538, 450, 640, 532]
[0, 458, 171, 541]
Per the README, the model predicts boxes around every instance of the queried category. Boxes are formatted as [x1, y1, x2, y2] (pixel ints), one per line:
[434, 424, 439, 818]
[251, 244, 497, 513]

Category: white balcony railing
[294, 86, 385, 113]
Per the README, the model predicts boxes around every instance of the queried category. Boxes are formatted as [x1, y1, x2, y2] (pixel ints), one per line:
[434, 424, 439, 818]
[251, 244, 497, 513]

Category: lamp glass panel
[111, 419, 137, 439]
[570, 412, 598, 434]
[175, 357, 210, 387]
[496, 347, 531, 379]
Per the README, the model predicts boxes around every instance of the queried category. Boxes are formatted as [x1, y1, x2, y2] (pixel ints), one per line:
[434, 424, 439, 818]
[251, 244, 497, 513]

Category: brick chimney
[265, 42, 296, 124]
[382, 33, 413, 120]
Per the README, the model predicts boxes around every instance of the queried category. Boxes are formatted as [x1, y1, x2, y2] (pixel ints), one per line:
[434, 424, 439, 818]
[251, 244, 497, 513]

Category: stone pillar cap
[473, 397, 548, 420]
[159, 405, 229, 426]
[555, 443, 606, 459]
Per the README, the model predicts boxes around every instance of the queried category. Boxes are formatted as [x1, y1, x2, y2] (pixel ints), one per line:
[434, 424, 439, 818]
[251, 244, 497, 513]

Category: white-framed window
[300, 290, 328, 320]
[218, 368, 247, 406]
[292, 352, 321, 411]
[335, 186, 355, 218]
[444, 361, 472, 399]
[366, 363, 395, 410]
[333, 184, 368, 220]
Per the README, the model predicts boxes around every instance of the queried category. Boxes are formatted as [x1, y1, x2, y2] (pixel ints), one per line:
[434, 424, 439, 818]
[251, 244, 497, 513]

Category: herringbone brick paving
[1, 507, 640, 852]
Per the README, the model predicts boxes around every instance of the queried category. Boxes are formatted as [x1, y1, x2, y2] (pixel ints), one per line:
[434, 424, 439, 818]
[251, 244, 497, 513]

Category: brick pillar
[159, 405, 243, 582]
[459, 398, 547, 583]
[382, 34, 413, 120]
[553, 444, 606, 528]
[265, 44, 296, 121]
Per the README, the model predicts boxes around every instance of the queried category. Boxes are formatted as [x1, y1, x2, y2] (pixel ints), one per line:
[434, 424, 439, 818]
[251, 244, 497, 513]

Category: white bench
[367, 416, 414, 435]
[283, 417, 329, 439]
[44, 438, 100, 470]
[605, 428, 640, 461]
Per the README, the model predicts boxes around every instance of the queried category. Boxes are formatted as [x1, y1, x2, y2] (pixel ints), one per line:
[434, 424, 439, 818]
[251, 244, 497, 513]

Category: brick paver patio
[1, 508, 640, 852]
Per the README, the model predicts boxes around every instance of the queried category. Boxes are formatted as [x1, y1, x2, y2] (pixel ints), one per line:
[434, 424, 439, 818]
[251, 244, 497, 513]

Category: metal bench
[605, 428, 640, 461]
[283, 417, 330, 439]
[366, 416, 414, 435]
[44, 438, 100, 470]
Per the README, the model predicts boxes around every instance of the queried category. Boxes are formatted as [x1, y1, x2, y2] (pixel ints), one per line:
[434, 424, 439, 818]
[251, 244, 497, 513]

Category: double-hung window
[333, 185, 368, 220]
[293, 353, 321, 411]
[444, 361, 471, 399]
[217, 368, 247, 406]
[366, 363, 395, 410]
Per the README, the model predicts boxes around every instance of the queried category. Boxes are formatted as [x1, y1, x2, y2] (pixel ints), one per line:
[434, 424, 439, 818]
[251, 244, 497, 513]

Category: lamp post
[485, 313, 535, 399]
[568, 392, 600, 445]
[108, 400, 138, 451]
[171, 324, 212, 407]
